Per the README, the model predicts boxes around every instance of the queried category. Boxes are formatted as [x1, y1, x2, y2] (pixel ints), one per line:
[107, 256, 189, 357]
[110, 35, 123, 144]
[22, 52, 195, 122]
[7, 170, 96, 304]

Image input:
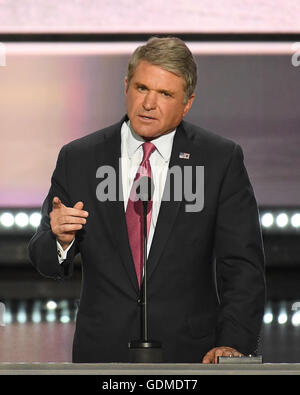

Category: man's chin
[131, 123, 160, 140]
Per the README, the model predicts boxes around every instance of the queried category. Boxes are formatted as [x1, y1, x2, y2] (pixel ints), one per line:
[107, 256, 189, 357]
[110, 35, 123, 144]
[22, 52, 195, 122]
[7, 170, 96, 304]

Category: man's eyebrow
[135, 82, 175, 95]
[135, 82, 148, 88]
[158, 88, 175, 96]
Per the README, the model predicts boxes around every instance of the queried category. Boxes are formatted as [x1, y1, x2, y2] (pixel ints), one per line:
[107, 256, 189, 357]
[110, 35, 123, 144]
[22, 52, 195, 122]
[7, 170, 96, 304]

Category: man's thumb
[73, 201, 84, 210]
[52, 196, 64, 209]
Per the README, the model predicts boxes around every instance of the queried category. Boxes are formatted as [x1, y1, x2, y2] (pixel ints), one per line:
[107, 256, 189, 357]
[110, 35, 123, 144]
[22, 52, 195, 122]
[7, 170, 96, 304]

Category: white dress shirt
[57, 120, 175, 262]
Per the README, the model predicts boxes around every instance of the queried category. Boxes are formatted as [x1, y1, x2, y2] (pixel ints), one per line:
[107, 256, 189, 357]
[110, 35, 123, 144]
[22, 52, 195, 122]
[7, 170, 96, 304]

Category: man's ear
[124, 77, 128, 95]
[183, 94, 195, 117]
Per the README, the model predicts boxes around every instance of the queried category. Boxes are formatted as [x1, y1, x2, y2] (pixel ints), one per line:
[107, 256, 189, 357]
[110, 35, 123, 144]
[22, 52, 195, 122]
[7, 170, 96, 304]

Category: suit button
[137, 298, 141, 304]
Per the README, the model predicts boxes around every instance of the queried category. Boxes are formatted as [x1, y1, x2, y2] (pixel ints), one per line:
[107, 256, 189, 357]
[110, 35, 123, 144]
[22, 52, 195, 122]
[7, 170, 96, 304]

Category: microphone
[128, 176, 163, 363]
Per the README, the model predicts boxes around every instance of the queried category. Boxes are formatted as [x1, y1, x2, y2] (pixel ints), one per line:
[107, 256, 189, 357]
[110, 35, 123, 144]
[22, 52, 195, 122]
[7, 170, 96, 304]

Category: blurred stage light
[16, 303, 27, 324]
[6, 298, 300, 328]
[291, 213, 300, 228]
[0, 209, 41, 234]
[263, 312, 273, 324]
[4, 302, 12, 325]
[15, 212, 29, 228]
[58, 300, 71, 323]
[60, 311, 71, 324]
[29, 212, 41, 227]
[46, 300, 57, 310]
[261, 213, 274, 228]
[31, 301, 42, 323]
[3, 208, 300, 234]
[0, 212, 14, 227]
[278, 312, 288, 325]
[4, 310, 12, 325]
[276, 213, 289, 228]
[259, 208, 300, 233]
[46, 310, 56, 323]
[291, 311, 300, 327]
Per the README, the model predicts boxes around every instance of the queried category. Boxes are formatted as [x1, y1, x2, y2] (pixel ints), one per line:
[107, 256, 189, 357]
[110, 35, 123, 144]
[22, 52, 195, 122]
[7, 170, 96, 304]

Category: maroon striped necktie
[125, 142, 156, 287]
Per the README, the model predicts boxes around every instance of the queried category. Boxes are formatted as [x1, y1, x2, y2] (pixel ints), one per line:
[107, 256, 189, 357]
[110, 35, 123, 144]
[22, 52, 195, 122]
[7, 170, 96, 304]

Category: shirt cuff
[56, 239, 75, 264]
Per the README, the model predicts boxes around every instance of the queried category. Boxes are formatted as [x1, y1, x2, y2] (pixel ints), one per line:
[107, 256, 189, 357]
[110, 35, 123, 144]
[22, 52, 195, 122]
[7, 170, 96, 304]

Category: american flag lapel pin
[179, 152, 190, 159]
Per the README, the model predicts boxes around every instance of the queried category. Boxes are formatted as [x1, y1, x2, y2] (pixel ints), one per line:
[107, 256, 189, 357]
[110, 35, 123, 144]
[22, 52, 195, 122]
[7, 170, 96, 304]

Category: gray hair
[126, 36, 197, 104]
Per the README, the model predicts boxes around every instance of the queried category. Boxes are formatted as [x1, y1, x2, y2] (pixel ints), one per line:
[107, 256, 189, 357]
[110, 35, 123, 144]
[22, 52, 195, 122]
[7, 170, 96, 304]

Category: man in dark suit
[28, 37, 265, 364]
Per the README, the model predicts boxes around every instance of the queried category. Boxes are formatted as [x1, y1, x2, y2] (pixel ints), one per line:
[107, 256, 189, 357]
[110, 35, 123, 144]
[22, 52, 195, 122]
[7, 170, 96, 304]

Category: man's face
[125, 60, 194, 140]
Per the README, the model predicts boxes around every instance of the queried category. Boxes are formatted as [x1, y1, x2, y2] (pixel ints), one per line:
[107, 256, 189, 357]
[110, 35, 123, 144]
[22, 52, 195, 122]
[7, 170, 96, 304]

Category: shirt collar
[125, 120, 176, 163]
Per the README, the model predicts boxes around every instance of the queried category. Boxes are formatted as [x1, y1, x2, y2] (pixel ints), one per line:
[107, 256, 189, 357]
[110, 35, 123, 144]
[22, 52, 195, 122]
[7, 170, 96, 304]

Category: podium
[0, 362, 300, 375]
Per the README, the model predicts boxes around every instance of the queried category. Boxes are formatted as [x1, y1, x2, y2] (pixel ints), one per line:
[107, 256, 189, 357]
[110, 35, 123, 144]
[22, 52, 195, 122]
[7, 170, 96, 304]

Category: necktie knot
[142, 142, 156, 162]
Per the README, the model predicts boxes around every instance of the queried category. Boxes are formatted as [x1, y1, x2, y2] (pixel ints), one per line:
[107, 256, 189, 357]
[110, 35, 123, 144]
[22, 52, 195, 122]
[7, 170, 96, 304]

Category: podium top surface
[0, 362, 300, 375]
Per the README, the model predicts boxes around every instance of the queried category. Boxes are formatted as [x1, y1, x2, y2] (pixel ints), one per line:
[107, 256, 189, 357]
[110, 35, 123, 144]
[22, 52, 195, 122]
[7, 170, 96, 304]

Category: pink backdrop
[0, 0, 299, 33]
[0, 43, 299, 207]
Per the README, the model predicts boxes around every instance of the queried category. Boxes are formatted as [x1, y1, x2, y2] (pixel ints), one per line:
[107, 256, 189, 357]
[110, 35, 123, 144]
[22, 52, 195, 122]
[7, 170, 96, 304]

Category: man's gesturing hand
[202, 346, 243, 364]
[50, 197, 89, 250]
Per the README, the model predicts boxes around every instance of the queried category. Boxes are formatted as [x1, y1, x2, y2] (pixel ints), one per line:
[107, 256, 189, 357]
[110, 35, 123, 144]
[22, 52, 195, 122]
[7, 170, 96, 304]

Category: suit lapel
[147, 122, 197, 282]
[94, 118, 140, 293]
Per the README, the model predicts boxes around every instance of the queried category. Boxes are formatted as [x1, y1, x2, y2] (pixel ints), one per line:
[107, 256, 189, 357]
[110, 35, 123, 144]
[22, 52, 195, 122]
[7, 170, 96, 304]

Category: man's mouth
[138, 115, 156, 120]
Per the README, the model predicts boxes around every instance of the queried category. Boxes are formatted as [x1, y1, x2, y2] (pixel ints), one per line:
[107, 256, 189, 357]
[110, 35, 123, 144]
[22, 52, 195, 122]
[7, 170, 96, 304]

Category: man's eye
[161, 91, 171, 97]
[137, 86, 147, 91]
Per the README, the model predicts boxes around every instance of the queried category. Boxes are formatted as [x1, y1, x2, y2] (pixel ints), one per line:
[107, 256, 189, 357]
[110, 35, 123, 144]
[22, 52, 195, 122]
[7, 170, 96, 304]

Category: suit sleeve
[214, 144, 266, 355]
[28, 144, 79, 280]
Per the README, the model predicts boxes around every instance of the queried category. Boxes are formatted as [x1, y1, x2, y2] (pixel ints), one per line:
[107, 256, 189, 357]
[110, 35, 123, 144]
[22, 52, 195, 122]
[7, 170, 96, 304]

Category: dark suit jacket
[28, 117, 266, 363]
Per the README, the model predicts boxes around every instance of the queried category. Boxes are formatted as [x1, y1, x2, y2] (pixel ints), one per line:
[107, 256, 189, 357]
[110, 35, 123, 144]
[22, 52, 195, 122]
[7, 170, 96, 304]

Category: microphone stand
[128, 199, 163, 363]
[141, 199, 148, 342]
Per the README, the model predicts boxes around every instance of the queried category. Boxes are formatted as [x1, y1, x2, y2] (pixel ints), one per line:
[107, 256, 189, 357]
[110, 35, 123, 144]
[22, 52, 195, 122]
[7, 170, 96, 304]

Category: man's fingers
[64, 207, 89, 218]
[202, 349, 214, 364]
[202, 356, 213, 364]
[202, 347, 243, 364]
[59, 224, 83, 233]
[57, 215, 87, 225]
[51, 205, 88, 218]
[52, 198, 88, 217]
[214, 348, 225, 364]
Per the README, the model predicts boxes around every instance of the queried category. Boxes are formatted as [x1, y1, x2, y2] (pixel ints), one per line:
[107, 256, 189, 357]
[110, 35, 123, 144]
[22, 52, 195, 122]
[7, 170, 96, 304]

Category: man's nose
[143, 91, 157, 110]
